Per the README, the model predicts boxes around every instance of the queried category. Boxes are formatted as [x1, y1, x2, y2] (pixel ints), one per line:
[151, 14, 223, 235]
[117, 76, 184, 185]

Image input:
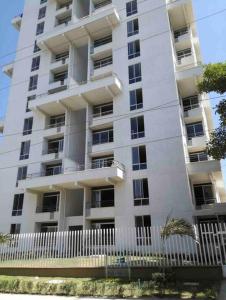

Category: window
[135, 215, 151, 245]
[182, 95, 199, 112]
[46, 138, 64, 154]
[40, 223, 58, 233]
[49, 114, 65, 128]
[91, 186, 114, 208]
[12, 194, 24, 216]
[38, 192, 60, 213]
[20, 141, 30, 160]
[186, 122, 204, 140]
[129, 63, 142, 84]
[40, 0, 47, 4]
[36, 22, 45, 35]
[10, 224, 21, 234]
[93, 102, 113, 118]
[130, 115, 145, 139]
[93, 128, 113, 145]
[31, 56, 40, 71]
[132, 145, 147, 170]
[93, 56, 113, 69]
[53, 71, 68, 82]
[33, 41, 40, 53]
[128, 40, 140, 59]
[38, 6, 46, 19]
[55, 51, 69, 62]
[189, 151, 208, 162]
[130, 88, 143, 110]
[133, 178, 149, 206]
[126, 0, 137, 16]
[23, 117, 33, 135]
[17, 166, 27, 181]
[193, 184, 215, 206]
[177, 48, 192, 64]
[45, 163, 62, 176]
[92, 156, 114, 169]
[127, 19, 139, 37]
[26, 95, 36, 112]
[28, 75, 38, 91]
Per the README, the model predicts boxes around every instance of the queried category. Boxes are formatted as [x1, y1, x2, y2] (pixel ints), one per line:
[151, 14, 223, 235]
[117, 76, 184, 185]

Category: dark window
[194, 184, 215, 206]
[91, 186, 114, 208]
[129, 63, 142, 84]
[127, 19, 139, 37]
[40, 0, 47, 4]
[46, 138, 64, 154]
[186, 122, 204, 140]
[132, 145, 147, 170]
[126, 0, 137, 16]
[23, 117, 33, 135]
[53, 71, 68, 82]
[130, 115, 145, 139]
[182, 95, 199, 112]
[12, 194, 24, 216]
[34, 41, 41, 53]
[26, 95, 36, 112]
[38, 6, 46, 19]
[177, 48, 192, 64]
[36, 22, 45, 35]
[135, 215, 151, 245]
[93, 128, 113, 145]
[28, 75, 38, 91]
[20, 141, 30, 160]
[38, 192, 60, 213]
[189, 151, 208, 162]
[93, 102, 113, 118]
[40, 223, 58, 233]
[45, 164, 62, 176]
[128, 40, 140, 59]
[133, 178, 149, 206]
[31, 56, 40, 71]
[130, 88, 143, 110]
[49, 114, 65, 128]
[10, 224, 21, 234]
[17, 166, 27, 181]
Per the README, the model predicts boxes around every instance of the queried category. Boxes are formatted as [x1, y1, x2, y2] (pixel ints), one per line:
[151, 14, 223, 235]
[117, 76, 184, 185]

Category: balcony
[2, 62, 14, 78]
[174, 27, 193, 51]
[90, 35, 113, 60]
[91, 56, 113, 80]
[18, 161, 125, 192]
[50, 56, 69, 71]
[29, 74, 122, 115]
[48, 78, 68, 95]
[194, 203, 226, 216]
[11, 13, 23, 30]
[37, 4, 119, 50]
[86, 206, 115, 219]
[183, 106, 203, 123]
[167, 0, 193, 30]
[35, 210, 60, 222]
[187, 134, 207, 152]
[56, 1, 72, 17]
[0, 118, 4, 133]
[187, 160, 221, 176]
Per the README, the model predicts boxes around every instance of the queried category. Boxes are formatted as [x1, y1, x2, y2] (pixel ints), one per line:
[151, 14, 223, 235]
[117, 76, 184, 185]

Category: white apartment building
[0, 0, 226, 235]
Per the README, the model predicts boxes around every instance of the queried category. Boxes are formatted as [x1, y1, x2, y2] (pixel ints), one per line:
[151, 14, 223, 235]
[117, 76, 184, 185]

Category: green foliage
[0, 276, 219, 299]
[207, 127, 226, 160]
[0, 233, 11, 244]
[198, 63, 226, 94]
[160, 217, 196, 241]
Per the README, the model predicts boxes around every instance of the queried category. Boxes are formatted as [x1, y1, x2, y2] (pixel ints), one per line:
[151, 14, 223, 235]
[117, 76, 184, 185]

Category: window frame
[12, 194, 24, 216]
[28, 75, 38, 91]
[126, 0, 138, 17]
[128, 40, 140, 59]
[127, 19, 139, 37]
[31, 56, 40, 71]
[130, 88, 143, 111]
[129, 63, 142, 84]
[130, 115, 145, 139]
[36, 21, 45, 35]
[133, 178, 149, 206]
[132, 145, 147, 171]
[20, 141, 30, 160]
[38, 6, 46, 19]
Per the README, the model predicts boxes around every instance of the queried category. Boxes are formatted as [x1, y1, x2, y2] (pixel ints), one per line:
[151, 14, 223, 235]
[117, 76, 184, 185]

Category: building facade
[0, 0, 226, 234]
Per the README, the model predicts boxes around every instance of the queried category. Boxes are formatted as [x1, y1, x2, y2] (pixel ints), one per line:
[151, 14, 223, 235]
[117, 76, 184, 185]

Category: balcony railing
[174, 27, 189, 41]
[87, 198, 114, 209]
[93, 102, 113, 118]
[189, 152, 208, 162]
[177, 49, 192, 64]
[93, 35, 112, 48]
[57, 0, 72, 10]
[92, 157, 114, 169]
[26, 160, 125, 180]
[36, 206, 59, 213]
[92, 128, 113, 145]
[94, 0, 112, 10]
[94, 56, 112, 70]
[187, 131, 204, 140]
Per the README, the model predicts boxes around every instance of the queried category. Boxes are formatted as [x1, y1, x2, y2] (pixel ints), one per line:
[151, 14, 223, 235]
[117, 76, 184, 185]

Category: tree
[198, 62, 226, 160]
[0, 233, 11, 244]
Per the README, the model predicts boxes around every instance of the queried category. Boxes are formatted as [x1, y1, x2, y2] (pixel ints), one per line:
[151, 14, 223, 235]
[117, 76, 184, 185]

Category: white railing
[0, 223, 226, 268]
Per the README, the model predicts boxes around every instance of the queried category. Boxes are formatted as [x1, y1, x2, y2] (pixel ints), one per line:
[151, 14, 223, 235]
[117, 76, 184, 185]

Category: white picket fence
[0, 223, 226, 268]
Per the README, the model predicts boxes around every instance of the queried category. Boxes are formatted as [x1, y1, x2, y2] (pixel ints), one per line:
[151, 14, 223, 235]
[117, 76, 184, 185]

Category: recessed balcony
[11, 13, 23, 30]
[194, 202, 226, 216]
[18, 161, 125, 192]
[35, 211, 60, 222]
[174, 27, 193, 51]
[55, 2, 72, 17]
[37, 5, 120, 50]
[50, 57, 69, 71]
[90, 35, 112, 60]
[187, 160, 221, 176]
[0, 118, 4, 133]
[183, 106, 203, 123]
[29, 74, 122, 115]
[48, 78, 68, 94]
[86, 206, 115, 219]
[167, 0, 193, 30]
[187, 135, 207, 152]
[91, 55, 113, 80]
[2, 62, 14, 78]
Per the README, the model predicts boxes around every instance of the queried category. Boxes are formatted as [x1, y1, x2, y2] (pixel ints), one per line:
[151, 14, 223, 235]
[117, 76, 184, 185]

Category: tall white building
[0, 0, 226, 234]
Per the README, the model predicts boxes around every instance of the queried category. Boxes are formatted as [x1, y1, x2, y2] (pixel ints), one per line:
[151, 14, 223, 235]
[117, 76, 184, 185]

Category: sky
[0, 0, 226, 177]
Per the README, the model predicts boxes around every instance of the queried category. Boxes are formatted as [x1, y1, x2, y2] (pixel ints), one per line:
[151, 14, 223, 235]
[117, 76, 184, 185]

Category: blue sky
[0, 0, 226, 177]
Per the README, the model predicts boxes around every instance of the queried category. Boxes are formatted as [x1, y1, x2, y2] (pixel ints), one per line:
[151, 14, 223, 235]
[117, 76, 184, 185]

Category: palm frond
[0, 233, 11, 244]
[160, 218, 196, 241]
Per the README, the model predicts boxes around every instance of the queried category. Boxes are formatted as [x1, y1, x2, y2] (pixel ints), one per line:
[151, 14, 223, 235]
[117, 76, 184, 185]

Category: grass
[0, 275, 220, 299]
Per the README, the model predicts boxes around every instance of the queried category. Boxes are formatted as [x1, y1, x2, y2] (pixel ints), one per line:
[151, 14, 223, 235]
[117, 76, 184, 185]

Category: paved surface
[218, 280, 226, 300]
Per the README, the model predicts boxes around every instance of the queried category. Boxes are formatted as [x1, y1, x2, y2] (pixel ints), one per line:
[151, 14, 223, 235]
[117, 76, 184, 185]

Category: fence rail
[0, 224, 226, 268]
